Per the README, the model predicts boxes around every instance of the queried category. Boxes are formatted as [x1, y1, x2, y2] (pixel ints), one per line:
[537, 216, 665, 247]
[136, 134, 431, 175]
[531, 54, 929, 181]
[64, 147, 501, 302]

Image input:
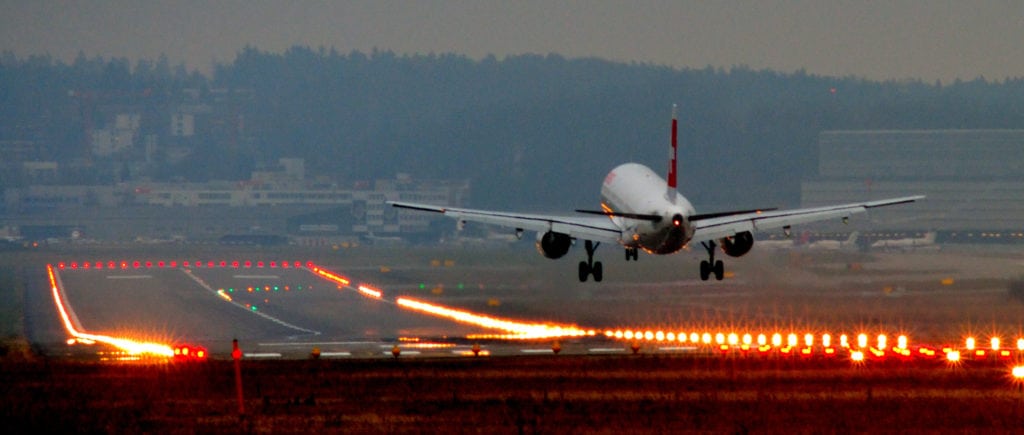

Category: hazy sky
[2, 1, 1022, 82]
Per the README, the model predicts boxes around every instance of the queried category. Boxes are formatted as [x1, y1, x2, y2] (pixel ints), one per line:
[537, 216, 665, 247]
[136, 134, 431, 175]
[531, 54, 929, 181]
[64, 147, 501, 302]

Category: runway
[24, 245, 1024, 361]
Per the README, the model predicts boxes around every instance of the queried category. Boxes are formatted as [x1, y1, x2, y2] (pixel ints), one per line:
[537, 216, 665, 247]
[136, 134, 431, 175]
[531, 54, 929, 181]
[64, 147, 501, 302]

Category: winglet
[666, 104, 678, 203]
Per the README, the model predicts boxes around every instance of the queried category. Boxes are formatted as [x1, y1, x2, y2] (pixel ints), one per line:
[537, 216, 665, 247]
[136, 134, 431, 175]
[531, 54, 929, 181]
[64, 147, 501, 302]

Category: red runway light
[244, 261, 252, 268]
[58, 262, 65, 269]
[71, 262, 78, 269]
[219, 261, 227, 268]
[257, 261, 264, 268]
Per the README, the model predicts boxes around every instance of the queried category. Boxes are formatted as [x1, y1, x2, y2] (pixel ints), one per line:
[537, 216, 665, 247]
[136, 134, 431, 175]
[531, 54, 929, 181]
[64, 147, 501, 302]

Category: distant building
[2, 163, 469, 242]
[802, 130, 1024, 235]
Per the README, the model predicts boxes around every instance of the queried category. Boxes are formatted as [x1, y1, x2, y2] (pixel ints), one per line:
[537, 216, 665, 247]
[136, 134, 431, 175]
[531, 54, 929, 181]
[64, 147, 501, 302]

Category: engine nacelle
[535, 231, 572, 259]
[719, 231, 754, 257]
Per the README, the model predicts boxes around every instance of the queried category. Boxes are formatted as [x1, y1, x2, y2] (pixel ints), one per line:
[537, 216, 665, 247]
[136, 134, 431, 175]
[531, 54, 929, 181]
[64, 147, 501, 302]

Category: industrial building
[801, 130, 1024, 241]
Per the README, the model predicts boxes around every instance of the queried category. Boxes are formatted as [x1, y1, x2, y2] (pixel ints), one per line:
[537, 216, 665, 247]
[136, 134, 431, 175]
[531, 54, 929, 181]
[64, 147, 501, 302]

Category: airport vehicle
[390, 106, 923, 282]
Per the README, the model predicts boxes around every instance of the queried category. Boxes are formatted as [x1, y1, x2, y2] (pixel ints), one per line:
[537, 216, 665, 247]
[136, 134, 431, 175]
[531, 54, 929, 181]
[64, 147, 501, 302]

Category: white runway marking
[319, 352, 352, 358]
[234, 275, 280, 279]
[244, 352, 282, 358]
[588, 348, 627, 353]
[106, 275, 152, 279]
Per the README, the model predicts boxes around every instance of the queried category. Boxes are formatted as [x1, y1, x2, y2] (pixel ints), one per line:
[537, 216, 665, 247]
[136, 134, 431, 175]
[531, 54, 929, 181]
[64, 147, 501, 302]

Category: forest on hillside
[3, 47, 1024, 208]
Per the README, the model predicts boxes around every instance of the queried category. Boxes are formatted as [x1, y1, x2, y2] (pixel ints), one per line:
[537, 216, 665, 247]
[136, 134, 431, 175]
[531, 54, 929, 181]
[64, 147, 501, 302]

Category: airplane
[806, 231, 860, 251]
[870, 231, 938, 251]
[389, 106, 924, 282]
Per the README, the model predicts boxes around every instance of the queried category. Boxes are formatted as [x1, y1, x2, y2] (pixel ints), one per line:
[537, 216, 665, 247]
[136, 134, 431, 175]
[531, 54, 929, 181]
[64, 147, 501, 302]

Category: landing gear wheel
[578, 240, 602, 283]
[700, 241, 726, 281]
[625, 247, 639, 261]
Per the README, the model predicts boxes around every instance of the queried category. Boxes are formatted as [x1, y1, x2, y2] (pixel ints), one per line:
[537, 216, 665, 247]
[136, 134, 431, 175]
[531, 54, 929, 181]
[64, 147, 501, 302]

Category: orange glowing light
[771, 333, 782, 347]
[851, 350, 864, 362]
[757, 334, 767, 346]
[315, 268, 351, 286]
[946, 351, 961, 362]
[395, 297, 589, 339]
[822, 334, 831, 348]
[357, 285, 383, 299]
[857, 333, 868, 348]
[877, 334, 887, 350]
[727, 333, 739, 346]
[47, 265, 174, 358]
[1018, 338, 1024, 351]
[690, 332, 699, 343]
[990, 337, 1000, 351]
[1012, 366, 1024, 379]
[897, 335, 908, 350]
[839, 334, 849, 348]
[803, 333, 814, 347]
[787, 333, 798, 348]
[966, 337, 976, 350]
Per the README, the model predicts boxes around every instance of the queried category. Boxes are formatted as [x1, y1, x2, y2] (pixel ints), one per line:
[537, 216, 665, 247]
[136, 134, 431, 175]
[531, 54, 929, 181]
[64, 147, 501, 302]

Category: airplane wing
[690, 195, 925, 243]
[388, 201, 624, 244]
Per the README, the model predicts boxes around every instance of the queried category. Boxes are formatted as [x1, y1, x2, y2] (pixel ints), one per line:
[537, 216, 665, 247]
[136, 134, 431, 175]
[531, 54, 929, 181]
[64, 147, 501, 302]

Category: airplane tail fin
[666, 104, 678, 203]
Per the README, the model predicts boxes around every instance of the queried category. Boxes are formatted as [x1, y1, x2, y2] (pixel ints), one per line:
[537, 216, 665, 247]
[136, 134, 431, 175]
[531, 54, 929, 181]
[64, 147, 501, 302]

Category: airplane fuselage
[600, 163, 696, 254]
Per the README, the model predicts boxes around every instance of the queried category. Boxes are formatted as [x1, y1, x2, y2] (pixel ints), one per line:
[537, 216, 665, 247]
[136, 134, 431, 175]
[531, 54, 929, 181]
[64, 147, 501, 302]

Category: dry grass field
[2, 356, 1024, 433]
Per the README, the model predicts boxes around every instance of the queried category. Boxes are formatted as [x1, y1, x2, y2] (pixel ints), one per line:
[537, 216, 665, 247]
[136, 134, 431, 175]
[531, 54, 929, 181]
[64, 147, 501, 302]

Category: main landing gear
[578, 240, 603, 282]
[625, 246, 639, 261]
[700, 241, 725, 281]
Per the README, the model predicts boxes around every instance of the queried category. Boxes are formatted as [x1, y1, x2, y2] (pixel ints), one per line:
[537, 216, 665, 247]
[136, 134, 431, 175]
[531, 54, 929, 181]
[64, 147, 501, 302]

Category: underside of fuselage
[635, 223, 689, 255]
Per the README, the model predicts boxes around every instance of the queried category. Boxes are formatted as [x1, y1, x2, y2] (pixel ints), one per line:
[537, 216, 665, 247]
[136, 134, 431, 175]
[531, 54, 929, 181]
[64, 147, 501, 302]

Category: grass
[2, 356, 1023, 433]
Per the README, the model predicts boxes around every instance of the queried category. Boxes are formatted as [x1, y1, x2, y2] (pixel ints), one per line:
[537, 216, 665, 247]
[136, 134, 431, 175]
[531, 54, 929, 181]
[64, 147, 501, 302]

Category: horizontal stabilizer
[575, 209, 663, 222]
[689, 208, 778, 221]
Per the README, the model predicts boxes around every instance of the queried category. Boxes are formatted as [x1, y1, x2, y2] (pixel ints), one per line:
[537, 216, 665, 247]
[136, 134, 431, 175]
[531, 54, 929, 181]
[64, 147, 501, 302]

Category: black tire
[714, 260, 725, 281]
[592, 262, 603, 282]
[699, 260, 710, 281]
[578, 261, 590, 282]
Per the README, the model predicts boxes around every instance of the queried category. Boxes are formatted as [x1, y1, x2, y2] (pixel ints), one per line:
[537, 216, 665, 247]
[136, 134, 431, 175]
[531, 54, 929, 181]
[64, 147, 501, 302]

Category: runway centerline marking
[106, 275, 152, 279]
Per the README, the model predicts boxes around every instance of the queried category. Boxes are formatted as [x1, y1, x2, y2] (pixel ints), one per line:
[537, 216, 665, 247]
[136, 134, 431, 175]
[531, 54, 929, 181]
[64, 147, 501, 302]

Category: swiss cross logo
[604, 171, 617, 186]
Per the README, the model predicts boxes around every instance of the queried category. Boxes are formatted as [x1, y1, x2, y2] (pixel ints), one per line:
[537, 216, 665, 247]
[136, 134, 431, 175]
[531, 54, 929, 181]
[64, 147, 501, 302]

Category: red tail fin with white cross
[666, 104, 678, 203]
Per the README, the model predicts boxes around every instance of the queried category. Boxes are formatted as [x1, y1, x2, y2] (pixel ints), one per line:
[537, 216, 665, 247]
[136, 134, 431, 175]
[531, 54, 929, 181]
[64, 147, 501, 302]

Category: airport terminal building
[801, 129, 1024, 240]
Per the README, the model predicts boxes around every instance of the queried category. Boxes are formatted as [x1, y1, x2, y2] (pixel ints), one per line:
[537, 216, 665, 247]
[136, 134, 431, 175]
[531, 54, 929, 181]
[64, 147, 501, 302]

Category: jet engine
[720, 231, 754, 257]
[535, 231, 572, 259]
